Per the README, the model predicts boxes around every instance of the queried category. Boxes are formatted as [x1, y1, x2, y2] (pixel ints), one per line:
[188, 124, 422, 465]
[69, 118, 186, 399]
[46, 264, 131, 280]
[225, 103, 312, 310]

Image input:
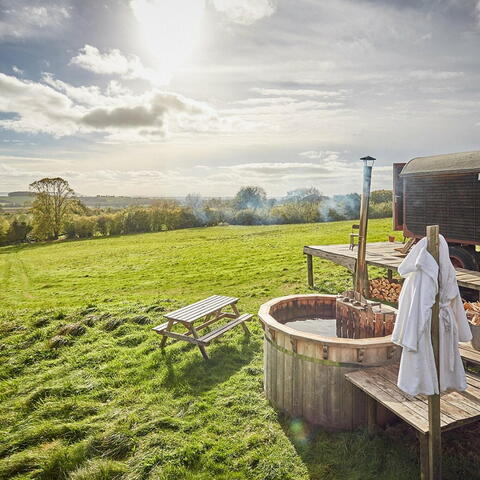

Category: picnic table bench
[153, 295, 252, 360]
[345, 363, 480, 477]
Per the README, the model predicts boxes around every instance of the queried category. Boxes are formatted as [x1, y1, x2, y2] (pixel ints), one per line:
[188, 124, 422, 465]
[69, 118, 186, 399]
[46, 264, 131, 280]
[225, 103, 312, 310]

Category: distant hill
[8, 191, 35, 197]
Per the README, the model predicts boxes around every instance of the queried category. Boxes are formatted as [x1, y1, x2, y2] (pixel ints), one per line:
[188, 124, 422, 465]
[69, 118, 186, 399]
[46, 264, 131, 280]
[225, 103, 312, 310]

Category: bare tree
[30, 177, 76, 239]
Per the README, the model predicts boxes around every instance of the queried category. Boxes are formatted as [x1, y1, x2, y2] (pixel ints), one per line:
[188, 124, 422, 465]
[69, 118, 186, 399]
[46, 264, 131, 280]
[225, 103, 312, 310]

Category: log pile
[369, 277, 402, 303]
[464, 302, 480, 326]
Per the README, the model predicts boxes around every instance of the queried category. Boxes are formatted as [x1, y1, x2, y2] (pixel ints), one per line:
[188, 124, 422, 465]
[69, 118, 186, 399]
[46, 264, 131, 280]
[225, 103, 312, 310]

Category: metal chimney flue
[355, 155, 375, 298]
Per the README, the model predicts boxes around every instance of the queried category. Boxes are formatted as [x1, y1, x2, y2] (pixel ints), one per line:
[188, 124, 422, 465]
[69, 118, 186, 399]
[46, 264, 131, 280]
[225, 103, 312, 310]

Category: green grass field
[1, 219, 479, 480]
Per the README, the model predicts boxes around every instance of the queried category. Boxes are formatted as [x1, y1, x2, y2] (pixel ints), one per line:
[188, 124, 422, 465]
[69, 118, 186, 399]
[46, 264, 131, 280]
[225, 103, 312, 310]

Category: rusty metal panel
[393, 163, 405, 231]
[404, 173, 479, 243]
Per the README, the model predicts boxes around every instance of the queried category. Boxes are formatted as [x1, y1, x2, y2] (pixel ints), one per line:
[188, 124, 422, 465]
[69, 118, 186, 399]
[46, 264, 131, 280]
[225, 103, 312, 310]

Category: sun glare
[131, 0, 205, 83]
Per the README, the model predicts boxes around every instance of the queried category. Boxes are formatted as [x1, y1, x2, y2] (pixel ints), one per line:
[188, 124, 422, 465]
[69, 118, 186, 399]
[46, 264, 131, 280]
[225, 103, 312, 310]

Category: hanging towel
[392, 235, 472, 396]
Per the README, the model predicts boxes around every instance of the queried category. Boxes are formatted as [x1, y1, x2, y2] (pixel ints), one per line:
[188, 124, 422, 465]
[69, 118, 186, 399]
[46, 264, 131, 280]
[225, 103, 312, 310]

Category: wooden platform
[304, 242, 480, 291]
[460, 342, 480, 367]
[345, 363, 480, 434]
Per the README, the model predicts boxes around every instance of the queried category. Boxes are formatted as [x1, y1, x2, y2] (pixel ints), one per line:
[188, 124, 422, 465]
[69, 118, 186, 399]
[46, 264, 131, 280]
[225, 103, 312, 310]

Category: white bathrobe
[392, 235, 472, 396]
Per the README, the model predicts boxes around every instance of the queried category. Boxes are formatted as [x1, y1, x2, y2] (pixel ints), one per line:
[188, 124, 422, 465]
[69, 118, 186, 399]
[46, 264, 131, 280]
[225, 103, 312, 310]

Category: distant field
[1, 219, 478, 480]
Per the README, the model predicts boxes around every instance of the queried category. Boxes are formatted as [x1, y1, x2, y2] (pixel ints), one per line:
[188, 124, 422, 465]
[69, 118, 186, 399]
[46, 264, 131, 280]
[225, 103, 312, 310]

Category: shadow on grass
[278, 414, 419, 480]
[279, 411, 480, 480]
[159, 336, 257, 395]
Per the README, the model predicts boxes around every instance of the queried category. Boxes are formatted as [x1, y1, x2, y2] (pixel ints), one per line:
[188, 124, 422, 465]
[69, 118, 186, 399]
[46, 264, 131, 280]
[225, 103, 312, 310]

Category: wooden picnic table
[153, 295, 252, 360]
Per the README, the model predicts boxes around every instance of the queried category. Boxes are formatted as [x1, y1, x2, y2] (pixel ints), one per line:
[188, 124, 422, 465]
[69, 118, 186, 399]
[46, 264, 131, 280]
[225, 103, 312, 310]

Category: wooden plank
[165, 295, 225, 317]
[276, 332, 285, 410]
[292, 346, 303, 418]
[380, 364, 459, 425]
[378, 365, 468, 426]
[371, 367, 453, 426]
[303, 246, 356, 272]
[165, 295, 239, 322]
[170, 298, 237, 322]
[152, 321, 170, 333]
[303, 341, 315, 424]
[283, 338, 293, 415]
[346, 369, 430, 433]
[347, 365, 480, 438]
[367, 395, 377, 435]
[313, 346, 328, 424]
[264, 334, 270, 398]
[461, 343, 480, 366]
[198, 314, 252, 344]
[160, 329, 204, 345]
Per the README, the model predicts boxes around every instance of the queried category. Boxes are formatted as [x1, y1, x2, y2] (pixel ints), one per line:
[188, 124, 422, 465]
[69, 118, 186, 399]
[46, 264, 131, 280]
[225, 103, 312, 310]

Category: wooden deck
[460, 342, 480, 367]
[345, 363, 480, 434]
[304, 242, 480, 291]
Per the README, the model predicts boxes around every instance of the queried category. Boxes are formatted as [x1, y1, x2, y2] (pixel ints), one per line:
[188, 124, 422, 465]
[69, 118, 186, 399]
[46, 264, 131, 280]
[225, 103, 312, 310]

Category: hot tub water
[286, 317, 337, 336]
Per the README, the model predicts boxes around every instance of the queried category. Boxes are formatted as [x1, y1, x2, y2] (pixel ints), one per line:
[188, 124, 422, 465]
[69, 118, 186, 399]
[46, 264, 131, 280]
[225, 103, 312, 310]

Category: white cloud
[12, 65, 24, 75]
[0, 0, 70, 39]
[250, 88, 346, 98]
[0, 72, 217, 141]
[70, 45, 162, 84]
[0, 72, 80, 136]
[298, 151, 340, 161]
[211, 0, 276, 25]
[409, 70, 464, 80]
[233, 97, 297, 105]
[42, 73, 105, 106]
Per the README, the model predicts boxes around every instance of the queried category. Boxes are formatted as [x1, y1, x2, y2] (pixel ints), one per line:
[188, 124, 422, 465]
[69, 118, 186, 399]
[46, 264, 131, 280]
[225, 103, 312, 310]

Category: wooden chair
[349, 224, 360, 250]
[394, 236, 415, 255]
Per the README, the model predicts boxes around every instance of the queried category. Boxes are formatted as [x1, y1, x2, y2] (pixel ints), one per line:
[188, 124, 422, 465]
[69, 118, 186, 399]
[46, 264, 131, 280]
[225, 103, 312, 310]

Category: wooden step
[199, 314, 252, 345]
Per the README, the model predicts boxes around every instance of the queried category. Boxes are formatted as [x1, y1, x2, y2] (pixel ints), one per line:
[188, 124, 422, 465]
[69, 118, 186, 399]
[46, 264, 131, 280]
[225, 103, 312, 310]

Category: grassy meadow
[1, 219, 479, 479]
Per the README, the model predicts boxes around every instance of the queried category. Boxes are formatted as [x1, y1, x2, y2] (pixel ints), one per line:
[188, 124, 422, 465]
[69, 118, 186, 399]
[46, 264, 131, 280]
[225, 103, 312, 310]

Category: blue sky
[0, 0, 479, 196]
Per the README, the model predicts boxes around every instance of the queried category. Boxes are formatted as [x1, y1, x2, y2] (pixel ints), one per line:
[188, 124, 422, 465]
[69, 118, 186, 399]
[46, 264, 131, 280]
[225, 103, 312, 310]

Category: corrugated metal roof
[401, 151, 480, 176]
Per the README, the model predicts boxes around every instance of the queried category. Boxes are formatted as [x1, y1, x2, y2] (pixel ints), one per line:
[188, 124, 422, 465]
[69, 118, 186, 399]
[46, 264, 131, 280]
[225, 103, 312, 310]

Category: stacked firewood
[369, 278, 402, 303]
[464, 302, 480, 325]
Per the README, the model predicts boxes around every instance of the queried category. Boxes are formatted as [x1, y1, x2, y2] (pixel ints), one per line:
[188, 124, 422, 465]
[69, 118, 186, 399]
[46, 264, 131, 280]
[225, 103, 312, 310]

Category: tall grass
[0, 219, 478, 479]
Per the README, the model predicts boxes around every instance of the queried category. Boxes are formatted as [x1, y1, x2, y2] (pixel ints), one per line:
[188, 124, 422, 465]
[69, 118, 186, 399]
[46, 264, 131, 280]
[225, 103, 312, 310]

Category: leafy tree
[0, 217, 9, 245]
[371, 189, 392, 204]
[233, 186, 266, 211]
[7, 219, 32, 243]
[232, 209, 262, 225]
[123, 208, 151, 233]
[285, 187, 323, 203]
[29, 177, 77, 239]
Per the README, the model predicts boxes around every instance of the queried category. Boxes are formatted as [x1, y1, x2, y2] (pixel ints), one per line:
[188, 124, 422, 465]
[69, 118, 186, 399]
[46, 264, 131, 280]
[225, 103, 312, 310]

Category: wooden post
[426, 225, 441, 480]
[367, 396, 377, 436]
[418, 433, 430, 480]
[355, 161, 373, 297]
[307, 254, 314, 288]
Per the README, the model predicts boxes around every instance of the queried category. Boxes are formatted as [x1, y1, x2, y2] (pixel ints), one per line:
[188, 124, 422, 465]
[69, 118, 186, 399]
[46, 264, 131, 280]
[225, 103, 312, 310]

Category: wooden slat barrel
[259, 294, 400, 430]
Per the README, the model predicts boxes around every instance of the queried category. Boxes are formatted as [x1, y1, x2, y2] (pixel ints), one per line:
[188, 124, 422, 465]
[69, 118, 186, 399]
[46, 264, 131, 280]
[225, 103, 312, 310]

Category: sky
[0, 0, 479, 197]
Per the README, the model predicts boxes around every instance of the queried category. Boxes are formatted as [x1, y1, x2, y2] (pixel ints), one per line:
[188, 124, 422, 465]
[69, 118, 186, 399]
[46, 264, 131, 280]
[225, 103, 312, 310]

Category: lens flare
[289, 418, 310, 444]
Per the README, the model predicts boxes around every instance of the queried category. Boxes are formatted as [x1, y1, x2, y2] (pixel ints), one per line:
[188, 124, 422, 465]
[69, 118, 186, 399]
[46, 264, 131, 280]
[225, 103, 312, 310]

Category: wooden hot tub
[258, 294, 399, 430]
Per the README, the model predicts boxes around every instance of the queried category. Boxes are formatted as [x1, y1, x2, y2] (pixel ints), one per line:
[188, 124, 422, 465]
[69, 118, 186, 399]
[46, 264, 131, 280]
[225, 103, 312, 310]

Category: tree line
[0, 178, 392, 245]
